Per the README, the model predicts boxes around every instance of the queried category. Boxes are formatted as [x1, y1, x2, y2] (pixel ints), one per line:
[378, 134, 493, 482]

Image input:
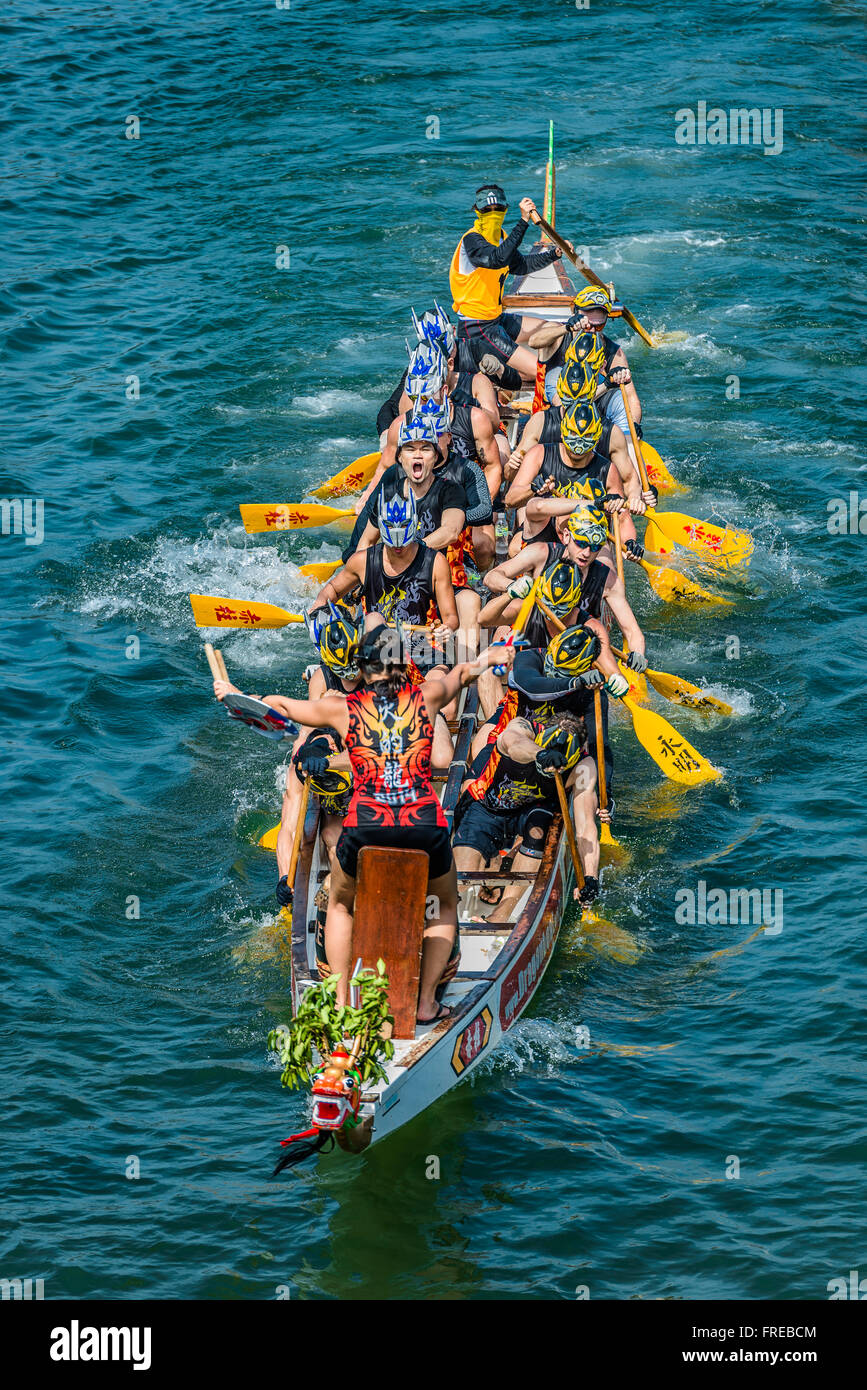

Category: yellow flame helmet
[572, 285, 613, 315]
[561, 399, 603, 453]
[532, 717, 586, 774]
[564, 331, 606, 378]
[543, 624, 601, 679]
[318, 606, 363, 678]
[537, 559, 582, 617]
[556, 355, 597, 404]
[565, 506, 609, 551]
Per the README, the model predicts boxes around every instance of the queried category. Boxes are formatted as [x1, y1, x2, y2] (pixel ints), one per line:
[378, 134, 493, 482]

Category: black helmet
[474, 184, 508, 212]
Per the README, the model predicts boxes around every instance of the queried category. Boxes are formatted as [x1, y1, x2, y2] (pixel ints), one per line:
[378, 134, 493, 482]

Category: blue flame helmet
[406, 341, 448, 400]
[412, 302, 457, 357]
[396, 410, 442, 455]
[378, 487, 420, 547]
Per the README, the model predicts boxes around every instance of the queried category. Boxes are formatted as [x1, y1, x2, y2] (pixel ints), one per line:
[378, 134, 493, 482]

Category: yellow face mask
[473, 208, 506, 243]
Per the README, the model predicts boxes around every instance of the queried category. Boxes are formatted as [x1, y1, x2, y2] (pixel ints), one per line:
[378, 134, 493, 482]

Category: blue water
[2, 0, 865, 1300]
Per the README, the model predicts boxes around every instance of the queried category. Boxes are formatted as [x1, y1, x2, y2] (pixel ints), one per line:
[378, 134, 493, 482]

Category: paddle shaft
[285, 778, 310, 897]
[593, 687, 610, 813]
[554, 771, 585, 892]
[204, 644, 223, 681]
[529, 212, 655, 347]
[619, 384, 651, 493]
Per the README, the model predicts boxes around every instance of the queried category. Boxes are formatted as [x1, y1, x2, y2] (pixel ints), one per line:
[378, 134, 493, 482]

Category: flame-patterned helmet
[543, 624, 601, 679]
[412, 302, 457, 357]
[561, 399, 603, 453]
[414, 395, 450, 440]
[564, 331, 606, 379]
[537, 559, 583, 617]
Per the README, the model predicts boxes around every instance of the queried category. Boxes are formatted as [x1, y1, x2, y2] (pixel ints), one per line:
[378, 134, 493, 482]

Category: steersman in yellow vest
[449, 184, 563, 383]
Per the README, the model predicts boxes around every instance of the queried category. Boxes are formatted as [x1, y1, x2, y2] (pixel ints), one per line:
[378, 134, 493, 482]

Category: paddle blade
[623, 697, 721, 786]
[617, 660, 649, 702]
[190, 594, 301, 629]
[312, 452, 381, 500]
[643, 516, 674, 556]
[239, 503, 354, 533]
[640, 559, 731, 608]
[599, 822, 630, 868]
[621, 307, 656, 348]
[640, 442, 684, 495]
[512, 577, 541, 639]
[645, 668, 734, 717]
[647, 509, 753, 568]
[580, 909, 643, 963]
[259, 822, 281, 850]
[299, 560, 342, 581]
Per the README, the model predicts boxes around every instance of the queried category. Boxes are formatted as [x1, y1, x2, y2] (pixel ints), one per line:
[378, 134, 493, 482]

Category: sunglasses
[569, 533, 605, 551]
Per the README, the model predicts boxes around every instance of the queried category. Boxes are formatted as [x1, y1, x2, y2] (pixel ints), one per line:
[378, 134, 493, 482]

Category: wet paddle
[299, 560, 342, 581]
[191, 594, 304, 629]
[553, 772, 640, 963]
[240, 503, 355, 534]
[620, 386, 753, 568]
[610, 646, 734, 716]
[639, 441, 683, 496]
[312, 451, 382, 501]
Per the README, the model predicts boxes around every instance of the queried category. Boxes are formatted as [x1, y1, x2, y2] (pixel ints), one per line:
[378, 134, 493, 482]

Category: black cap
[474, 184, 508, 212]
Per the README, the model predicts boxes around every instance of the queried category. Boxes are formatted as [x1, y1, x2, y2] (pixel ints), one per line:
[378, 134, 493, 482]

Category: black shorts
[452, 797, 553, 863]
[458, 312, 524, 368]
[336, 823, 453, 880]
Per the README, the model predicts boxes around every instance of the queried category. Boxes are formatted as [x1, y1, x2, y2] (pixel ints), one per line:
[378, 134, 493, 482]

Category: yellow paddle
[190, 594, 303, 629]
[621, 696, 721, 786]
[533, 578, 717, 784]
[640, 441, 684, 496]
[239, 503, 355, 534]
[621, 387, 753, 567]
[299, 560, 343, 581]
[312, 451, 381, 501]
[634, 555, 732, 608]
[553, 772, 640, 963]
[643, 515, 675, 556]
[529, 211, 657, 348]
[611, 646, 734, 716]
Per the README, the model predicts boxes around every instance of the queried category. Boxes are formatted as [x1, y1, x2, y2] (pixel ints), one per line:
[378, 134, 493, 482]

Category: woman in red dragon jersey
[213, 627, 513, 1023]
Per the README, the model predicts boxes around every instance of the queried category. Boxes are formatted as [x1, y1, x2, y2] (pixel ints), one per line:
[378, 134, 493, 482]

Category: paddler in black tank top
[344, 409, 468, 560]
[507, 400, 654, 552]
[480, 507, 649, 666]
[525, 284, 643, 434]
[452, 711, 601, 917]
[212, 628, 516, 1020]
